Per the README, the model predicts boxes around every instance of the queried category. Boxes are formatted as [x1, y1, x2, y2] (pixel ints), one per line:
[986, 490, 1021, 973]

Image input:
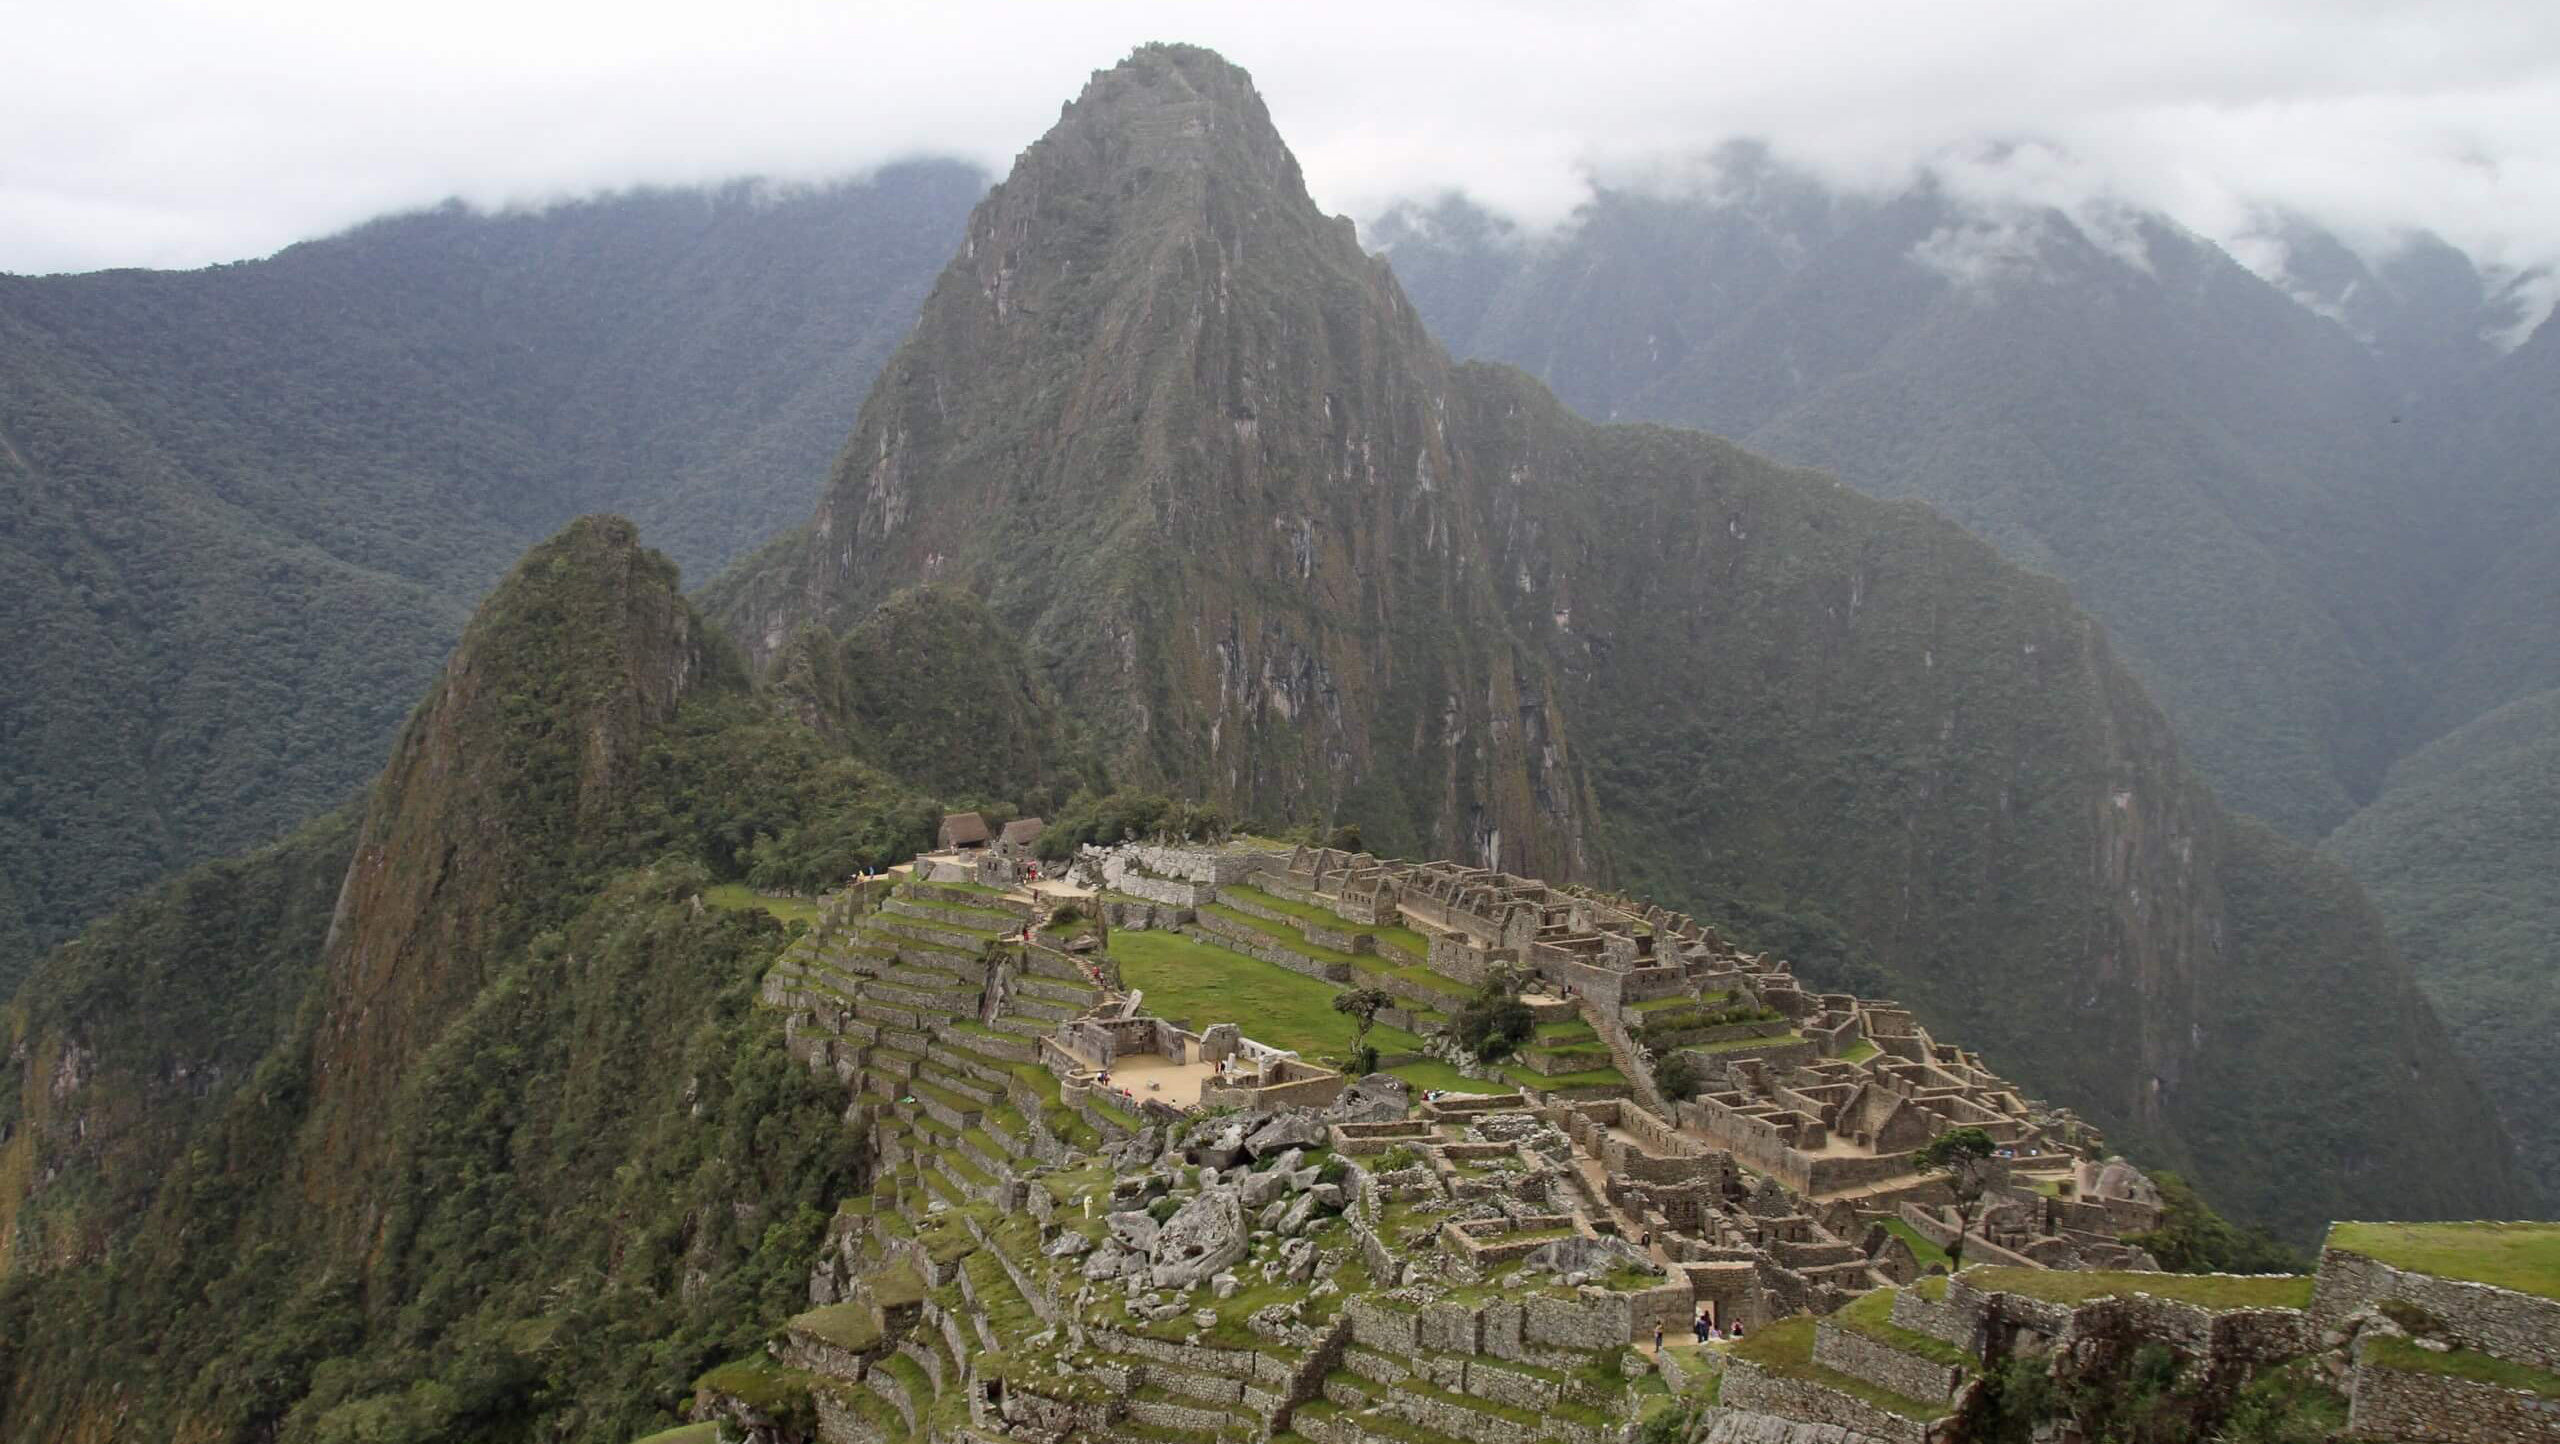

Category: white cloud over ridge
[8, 0, 2560, 305]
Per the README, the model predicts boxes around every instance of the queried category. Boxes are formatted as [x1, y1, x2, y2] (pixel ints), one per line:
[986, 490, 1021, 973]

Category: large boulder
[1190, 1120, 1251, 1171]
[1083, 1237, 1144, 1281]
[1107, 1210, 1161, 1253]
[1323, 1073, 1411, 1124]
[1244, 1110, 1328, 1159]
[1148, 1186, 1248, 1290]
[1238, 1169, 1291, 1209]
[1522, 1233, 1656, 1280]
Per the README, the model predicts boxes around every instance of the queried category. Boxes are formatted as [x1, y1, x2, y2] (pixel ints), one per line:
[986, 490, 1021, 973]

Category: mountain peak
[310, 514, 709, 1181]
[1053, 43, 1297, 185]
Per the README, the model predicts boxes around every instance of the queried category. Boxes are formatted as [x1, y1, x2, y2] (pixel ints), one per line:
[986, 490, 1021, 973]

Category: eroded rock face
[1148, 1186, 1247, 1289]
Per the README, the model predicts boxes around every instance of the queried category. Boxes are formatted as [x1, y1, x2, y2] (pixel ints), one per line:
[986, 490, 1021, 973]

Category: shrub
[1653, 1052, 1704, 1100]
[1454, 989, 1535, 1062]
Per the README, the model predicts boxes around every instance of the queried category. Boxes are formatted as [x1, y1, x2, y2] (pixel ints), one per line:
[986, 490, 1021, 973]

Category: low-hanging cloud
[9, 0, 2560, 320]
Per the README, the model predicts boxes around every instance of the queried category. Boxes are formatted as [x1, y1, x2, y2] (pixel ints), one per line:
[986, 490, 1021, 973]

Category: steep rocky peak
[309, 514, 710, 1189]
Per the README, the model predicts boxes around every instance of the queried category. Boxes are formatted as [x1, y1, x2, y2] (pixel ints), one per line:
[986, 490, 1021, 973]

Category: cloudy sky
[11, 0, 2560, 295]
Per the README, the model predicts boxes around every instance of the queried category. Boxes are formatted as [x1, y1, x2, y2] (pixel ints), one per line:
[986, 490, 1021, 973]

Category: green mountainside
[0, 518, 940, 1440]
[1375, 175, 2468, 840]
[708, 46, 2522, 1235]
[1374, 170, 2560, 1207]
[0, 165, 980, 989]
[2328, 687, 2560, 1198]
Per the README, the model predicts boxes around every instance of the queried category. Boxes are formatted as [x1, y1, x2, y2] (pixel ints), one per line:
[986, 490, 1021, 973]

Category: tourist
[1729, 1323, 1743, 1341]
[1693, 1311, 1711, 1344]
[1653, 1324, 1664, 1353]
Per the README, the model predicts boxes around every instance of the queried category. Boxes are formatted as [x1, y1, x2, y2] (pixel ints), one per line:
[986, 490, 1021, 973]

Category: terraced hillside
[718, 874, 1683, 1444]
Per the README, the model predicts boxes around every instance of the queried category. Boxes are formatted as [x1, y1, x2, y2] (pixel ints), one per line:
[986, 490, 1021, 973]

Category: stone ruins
[699, 833, 2556, 1444]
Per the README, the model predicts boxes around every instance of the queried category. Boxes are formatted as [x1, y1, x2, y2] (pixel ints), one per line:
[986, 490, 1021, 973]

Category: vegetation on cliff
[0, 518, 930, 1439]
[2327, 687, 2560, 1202]
[0, 164, 980, 990]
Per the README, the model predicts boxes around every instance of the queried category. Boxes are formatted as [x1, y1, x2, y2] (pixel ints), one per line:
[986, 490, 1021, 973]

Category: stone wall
[1813, 1323, 1966, 1406]
[2311, 1245, 2560, 1373]
[1717, 1358, 1943, 1444]
[1189, 913, 1355, 983]
[1427, 932, 1499, 987]
[2349, 1354, 2560, 1443]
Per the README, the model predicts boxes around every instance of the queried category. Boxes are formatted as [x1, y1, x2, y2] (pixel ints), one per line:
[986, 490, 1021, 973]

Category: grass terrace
[1198, 902, 1367, 965]
[1838, 1039, 1881, 1064]
[628, 1426, 718, 1444]
[1687, 1033, 1806, 1054]
[1881, 1218, 1951, 1271]
[1348, 953, 1473, 1002]
[1963, 1266, 2313, 1310]
[1107, 929, 1424, 1058]
[702, 883, 825, 927]
[788, 1300, 882, 1352]
[2328, 1221, 2560, 1301]
[1832, 1288, 1973, 1371]
[1501, 1062, 1628, 1091]
[1730, 1315, 1944, 1420]
[2363, 1332, 2560, 1399]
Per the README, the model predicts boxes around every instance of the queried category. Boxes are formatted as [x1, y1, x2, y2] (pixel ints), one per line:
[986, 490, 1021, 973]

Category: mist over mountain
[0, 164, 981, 988]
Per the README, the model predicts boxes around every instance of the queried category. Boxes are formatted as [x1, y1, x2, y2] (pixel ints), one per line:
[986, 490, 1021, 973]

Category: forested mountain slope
[0, 517, 941, 1441]
[0, 165, 980, 989]
[709, 45, 2523, 1236]
[1374, 172, 2560, 1207]
[2329, 686, 2560, 1203]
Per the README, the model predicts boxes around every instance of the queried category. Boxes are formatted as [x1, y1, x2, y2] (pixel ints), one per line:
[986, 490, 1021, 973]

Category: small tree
[1653, 1051, 1703, 1102]
[1914, 1126, 2000, 1272]
[1333, 986, 1394, 1061]
[1453, 977, 1535, 1063]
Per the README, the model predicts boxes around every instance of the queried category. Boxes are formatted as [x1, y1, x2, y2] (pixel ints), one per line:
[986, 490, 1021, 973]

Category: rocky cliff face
[710, 45, 2522, 1234]
[705, 45, 1598, 878]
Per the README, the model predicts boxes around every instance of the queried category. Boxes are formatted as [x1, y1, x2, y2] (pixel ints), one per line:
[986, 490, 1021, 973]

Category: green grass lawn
[1838, 1039, 1881, 1064]
[1966, 1266, 2312, 1310]
[1107, 930, 1422, 1060]
[702, 883, 824, 927]
[1385, 1059, 1486, 1093]
[1881, 1218, 1951, 1270]
[2329, 1221, 2560, 1301]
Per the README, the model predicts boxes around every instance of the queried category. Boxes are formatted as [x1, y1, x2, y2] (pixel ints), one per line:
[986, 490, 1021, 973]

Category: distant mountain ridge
[1373, 165, 2560, 1205]
[0, 164, 983, 987]
[1371, 162, 2552, 839]
[708, 44, 2524, 1236]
